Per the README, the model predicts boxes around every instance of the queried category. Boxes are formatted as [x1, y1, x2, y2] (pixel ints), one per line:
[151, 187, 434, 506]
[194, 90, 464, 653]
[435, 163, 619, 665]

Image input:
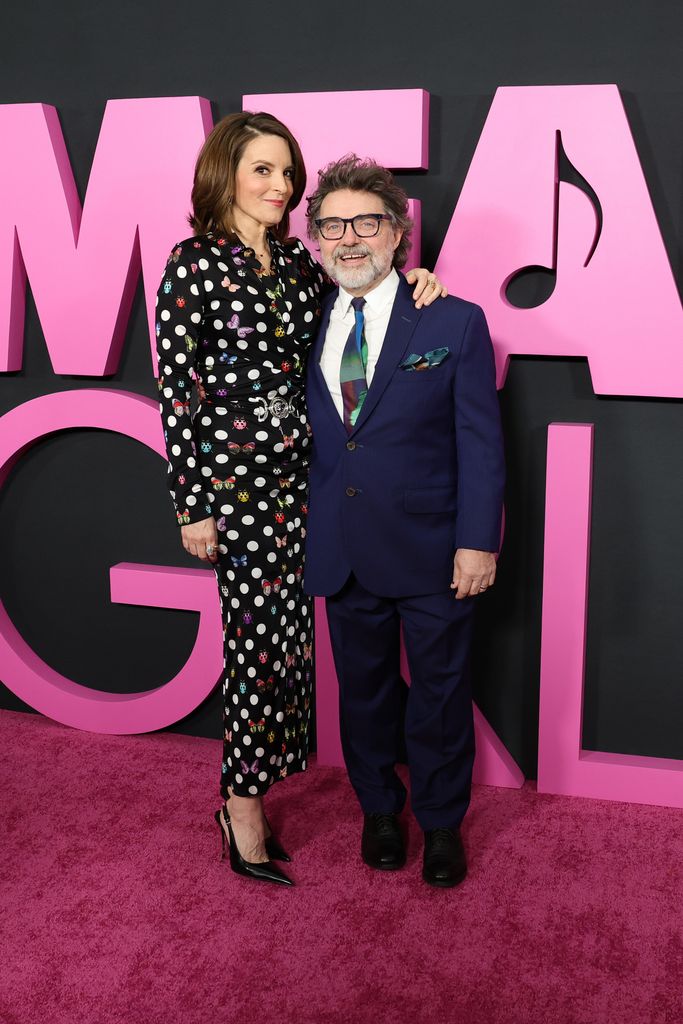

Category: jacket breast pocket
[404, 485, 458, 514]
[393, 367, 446, 385]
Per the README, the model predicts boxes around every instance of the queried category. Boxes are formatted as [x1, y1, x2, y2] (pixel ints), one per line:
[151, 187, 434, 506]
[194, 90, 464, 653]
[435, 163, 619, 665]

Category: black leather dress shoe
[422, 827, 467, 888]
[361, 813, 406, 870]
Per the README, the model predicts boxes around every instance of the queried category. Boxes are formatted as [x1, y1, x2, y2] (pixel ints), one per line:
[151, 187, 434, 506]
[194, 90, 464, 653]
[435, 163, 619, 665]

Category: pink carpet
[1, 709, 681, 1024]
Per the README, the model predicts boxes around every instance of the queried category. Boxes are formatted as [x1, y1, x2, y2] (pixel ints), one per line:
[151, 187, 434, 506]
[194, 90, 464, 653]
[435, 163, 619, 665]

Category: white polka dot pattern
[155, 231, 332, 796]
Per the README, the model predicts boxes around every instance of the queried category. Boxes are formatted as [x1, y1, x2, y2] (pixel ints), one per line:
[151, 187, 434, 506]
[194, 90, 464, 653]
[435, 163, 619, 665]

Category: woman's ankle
[229, 793, 264, 824]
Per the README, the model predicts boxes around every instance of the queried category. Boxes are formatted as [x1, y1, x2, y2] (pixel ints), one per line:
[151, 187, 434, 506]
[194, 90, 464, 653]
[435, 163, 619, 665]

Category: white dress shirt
[319, 268, 400, 419]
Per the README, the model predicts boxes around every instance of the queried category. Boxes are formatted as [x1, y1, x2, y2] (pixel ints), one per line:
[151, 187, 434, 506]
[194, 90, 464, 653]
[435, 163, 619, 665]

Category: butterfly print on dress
[155, 230, 331, 799]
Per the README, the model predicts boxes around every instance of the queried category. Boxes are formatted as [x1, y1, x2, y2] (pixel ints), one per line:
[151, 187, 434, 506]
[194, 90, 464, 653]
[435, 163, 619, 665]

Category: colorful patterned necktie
[340, 296, 368, 432]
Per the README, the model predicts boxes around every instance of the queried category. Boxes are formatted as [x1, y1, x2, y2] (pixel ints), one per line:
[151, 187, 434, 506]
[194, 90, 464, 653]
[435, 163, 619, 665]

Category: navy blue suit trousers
[326, 575, 476, 830]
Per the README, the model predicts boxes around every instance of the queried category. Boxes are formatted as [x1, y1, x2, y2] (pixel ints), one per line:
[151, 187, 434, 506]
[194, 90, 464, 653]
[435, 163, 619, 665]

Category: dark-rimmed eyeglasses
[314, 213, 392, 240]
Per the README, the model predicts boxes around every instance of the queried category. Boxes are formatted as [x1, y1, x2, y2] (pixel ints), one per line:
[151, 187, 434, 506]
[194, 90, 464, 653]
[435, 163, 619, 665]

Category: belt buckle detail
[270, 397, 289, 418]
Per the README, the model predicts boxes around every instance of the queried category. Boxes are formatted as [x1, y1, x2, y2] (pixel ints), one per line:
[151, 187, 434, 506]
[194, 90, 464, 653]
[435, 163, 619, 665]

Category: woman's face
[232, 134, 295, 232]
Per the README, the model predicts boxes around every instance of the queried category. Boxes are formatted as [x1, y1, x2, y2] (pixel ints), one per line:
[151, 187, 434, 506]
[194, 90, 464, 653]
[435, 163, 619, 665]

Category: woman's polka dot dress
[155, 231, 330, 798]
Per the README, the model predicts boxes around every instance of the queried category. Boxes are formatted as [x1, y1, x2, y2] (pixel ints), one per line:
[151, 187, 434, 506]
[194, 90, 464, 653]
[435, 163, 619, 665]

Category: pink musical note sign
[436, 85, 683, 397]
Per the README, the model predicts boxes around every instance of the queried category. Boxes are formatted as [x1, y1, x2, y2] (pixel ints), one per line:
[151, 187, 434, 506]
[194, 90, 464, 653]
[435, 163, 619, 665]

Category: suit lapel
[350, 275, 421, 434]
[308, 289, 347, 436]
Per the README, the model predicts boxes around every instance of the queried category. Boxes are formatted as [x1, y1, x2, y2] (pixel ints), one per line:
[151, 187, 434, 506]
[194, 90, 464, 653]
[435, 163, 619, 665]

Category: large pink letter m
[0, 97, 212, 376]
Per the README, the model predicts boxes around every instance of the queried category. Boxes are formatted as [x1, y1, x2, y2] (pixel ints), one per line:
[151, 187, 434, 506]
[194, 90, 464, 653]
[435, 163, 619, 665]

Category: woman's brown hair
[189, 112, 306, 242]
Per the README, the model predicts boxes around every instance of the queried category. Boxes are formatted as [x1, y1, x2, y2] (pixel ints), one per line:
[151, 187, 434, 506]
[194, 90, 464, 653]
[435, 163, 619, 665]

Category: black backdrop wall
[1, 0, 681, 777]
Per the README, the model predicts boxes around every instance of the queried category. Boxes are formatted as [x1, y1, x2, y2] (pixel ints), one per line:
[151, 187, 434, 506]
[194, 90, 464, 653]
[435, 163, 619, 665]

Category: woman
[156, 111, 444, 886]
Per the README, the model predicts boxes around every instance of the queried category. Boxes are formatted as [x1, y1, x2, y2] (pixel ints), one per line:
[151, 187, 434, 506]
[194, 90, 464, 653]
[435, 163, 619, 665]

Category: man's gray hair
[306, 154, 413, 269]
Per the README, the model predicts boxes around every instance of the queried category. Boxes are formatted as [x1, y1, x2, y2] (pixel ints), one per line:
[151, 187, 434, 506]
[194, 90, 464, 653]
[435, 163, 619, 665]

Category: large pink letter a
[437, 85, 683, 397]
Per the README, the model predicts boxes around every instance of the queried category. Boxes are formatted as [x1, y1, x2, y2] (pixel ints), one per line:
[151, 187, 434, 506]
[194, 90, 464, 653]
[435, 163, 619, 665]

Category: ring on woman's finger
[206, 545, 215, 555]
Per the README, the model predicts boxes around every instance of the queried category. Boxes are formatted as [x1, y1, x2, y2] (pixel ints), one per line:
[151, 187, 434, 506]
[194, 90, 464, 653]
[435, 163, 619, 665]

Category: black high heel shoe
[264, 816, 291, 863]
[214, 809, 294, 887]
[222, 801, 291, 862]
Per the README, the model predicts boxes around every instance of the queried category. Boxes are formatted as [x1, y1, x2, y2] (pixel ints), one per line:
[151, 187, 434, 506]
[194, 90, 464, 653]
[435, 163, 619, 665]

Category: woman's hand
[181, 516, 218, 563]
[405, 268, 448, 308]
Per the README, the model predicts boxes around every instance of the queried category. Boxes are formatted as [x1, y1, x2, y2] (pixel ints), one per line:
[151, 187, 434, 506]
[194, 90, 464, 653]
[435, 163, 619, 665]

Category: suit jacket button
[346, 441, 356, 451]
[345, 487, 357, 497]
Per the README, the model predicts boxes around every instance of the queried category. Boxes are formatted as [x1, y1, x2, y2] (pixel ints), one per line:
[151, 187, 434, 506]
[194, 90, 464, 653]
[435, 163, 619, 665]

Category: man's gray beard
[322, 241, 394, 291]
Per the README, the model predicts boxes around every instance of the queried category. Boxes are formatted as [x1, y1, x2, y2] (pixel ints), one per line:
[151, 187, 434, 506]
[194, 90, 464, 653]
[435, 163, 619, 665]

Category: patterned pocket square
[399, 347, 450, 371]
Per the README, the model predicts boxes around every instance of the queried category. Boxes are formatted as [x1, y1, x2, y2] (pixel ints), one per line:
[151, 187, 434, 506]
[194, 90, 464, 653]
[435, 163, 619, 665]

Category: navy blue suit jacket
[304, 274, 505, 597]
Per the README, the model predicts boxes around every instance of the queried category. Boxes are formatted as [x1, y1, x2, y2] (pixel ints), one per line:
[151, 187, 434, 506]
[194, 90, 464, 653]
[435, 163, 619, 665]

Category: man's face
[316, 189, 402, 295]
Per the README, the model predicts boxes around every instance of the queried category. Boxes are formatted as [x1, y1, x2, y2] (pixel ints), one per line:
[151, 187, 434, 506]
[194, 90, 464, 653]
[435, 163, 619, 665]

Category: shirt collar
[337, 267, 400, 318]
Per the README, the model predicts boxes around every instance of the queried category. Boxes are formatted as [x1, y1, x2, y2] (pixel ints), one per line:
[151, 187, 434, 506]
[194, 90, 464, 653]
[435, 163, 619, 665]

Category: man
[304, 156, 505, 888]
